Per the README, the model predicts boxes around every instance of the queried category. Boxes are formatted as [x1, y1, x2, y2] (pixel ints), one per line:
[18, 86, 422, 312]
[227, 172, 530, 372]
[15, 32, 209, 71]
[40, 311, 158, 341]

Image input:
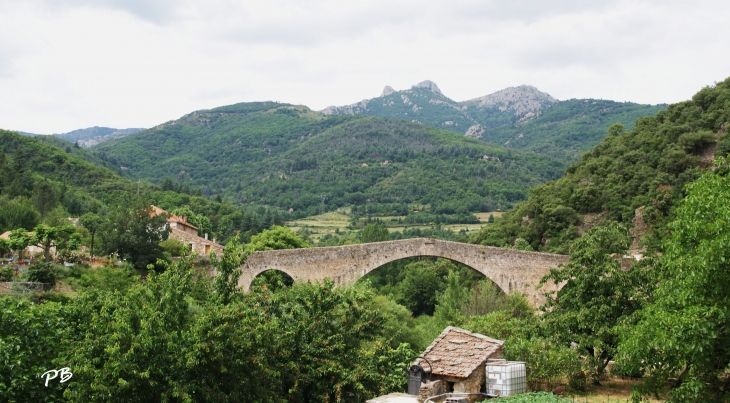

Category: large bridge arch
[237, 238, 568, 307]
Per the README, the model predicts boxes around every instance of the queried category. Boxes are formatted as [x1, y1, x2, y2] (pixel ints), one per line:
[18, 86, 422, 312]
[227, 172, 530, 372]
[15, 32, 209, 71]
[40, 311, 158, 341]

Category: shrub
[159, 238, 188, 257]
[0, 266, 15, 281]
[24, 262, 57, 287]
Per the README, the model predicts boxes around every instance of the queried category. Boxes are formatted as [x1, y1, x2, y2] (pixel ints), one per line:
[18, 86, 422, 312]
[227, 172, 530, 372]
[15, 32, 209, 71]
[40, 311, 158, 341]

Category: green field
[286, 210, 503, 243]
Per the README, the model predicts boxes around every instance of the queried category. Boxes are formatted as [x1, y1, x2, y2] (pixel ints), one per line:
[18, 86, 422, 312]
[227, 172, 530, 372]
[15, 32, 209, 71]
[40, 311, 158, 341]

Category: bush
[159, 238, 188, 257]
[76, 265, 139, 292]
[505, 338, 584, 392]
[0, 266, 15, 281]
[24, 262, 57, 287]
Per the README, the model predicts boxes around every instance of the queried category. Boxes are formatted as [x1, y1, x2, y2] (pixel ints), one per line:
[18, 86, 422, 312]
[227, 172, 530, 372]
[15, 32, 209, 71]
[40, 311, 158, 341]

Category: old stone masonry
[237, 238, 568, 307]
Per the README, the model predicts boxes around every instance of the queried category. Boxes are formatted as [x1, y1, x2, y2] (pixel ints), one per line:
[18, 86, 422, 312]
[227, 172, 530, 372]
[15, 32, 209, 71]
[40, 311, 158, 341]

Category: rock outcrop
[412, 80, 443, 96]
[460, 85, 558, 120]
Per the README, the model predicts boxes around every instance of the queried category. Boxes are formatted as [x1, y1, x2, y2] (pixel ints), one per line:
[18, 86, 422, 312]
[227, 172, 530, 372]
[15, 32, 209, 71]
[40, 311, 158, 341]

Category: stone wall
[170, 228, 224, 258]
[238, 238, 568, 307]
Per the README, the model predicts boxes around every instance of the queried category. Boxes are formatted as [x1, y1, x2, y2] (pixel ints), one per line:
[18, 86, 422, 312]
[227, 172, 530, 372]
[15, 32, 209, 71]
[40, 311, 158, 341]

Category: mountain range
[18, 126, 144, 148]
[323, 81, 664, 160]
[91, 102, 566, 218]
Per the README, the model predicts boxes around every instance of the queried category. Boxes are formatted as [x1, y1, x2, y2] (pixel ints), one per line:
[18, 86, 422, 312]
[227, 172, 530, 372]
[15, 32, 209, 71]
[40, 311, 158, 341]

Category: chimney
[205, 233, 208, 240]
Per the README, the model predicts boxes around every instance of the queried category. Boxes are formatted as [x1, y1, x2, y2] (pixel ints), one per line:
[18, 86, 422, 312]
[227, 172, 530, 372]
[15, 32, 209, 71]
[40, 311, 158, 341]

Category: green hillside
[480, 99, 667, 160]
[473, 77, 730, 254]
[323, 82, 664, 161]
[93, 104, 567, 218]
[0, 129, 286, 242]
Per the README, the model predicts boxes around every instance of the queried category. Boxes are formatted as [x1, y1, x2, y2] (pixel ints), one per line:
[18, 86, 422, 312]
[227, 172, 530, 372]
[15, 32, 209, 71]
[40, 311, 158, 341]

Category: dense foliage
[0, 129, 287, 245]
[474, 77, 730, 254]
[619, 160, 730, 402]
[0, 253, 414, 403]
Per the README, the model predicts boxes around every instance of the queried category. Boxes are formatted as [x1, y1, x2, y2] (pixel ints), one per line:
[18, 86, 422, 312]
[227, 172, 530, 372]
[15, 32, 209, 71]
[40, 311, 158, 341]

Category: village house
[151, 206, 224, 257]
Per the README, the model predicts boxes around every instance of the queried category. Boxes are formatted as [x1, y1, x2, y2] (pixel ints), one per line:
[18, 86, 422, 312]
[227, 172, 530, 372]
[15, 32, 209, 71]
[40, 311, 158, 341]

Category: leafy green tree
[0, 197, 40, 232]
[513, 238, 533, 251]
[29, 224, 76, 262]
[539, 223, 656, 383]
[211, 235, 246, 304]
[607, 122, 625, 136]
[8, 228, 31, 260]
[397, 262, 445, 316]
[31, 179, 58, 217]
[25, 261, 57, 287]
[245, 225, 310, 253]
[78, 212, 102, 258]
[360, 223, 390, 243]
[433, 270, 469, 326]
[0, 297, 69, 402]
[98, 196, 169, 269]
[0, 238, 10, 258]
[619, 161, 730, 402]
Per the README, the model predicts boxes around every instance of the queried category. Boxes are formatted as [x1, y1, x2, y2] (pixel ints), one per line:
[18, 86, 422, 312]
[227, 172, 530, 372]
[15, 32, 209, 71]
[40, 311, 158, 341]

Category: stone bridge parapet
[238, 238, 568, 307]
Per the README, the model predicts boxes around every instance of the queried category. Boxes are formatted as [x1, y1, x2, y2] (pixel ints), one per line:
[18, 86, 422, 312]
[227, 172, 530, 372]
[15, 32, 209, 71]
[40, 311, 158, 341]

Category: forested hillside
[323, 81, 664, 161]
[93, 104, 567, 217]
[474, 77, 730, 254]
[0, 129, 286, 243]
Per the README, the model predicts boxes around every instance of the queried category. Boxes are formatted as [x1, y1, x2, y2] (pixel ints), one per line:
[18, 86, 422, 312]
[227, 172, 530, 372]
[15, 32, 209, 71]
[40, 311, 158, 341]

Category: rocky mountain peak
[381, 86, 395, 97]
[412, 80, 443, 96]
[461, 85, 558, 118]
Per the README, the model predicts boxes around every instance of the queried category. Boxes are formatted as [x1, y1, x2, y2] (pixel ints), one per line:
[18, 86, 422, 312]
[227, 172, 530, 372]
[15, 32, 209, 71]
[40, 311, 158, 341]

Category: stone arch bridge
[238, 238, 568, 307]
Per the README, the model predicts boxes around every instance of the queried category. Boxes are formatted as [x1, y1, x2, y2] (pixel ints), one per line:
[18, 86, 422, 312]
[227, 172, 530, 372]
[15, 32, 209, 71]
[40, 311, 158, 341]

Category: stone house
[415, 326, 504, 402]
[151, 206, 224, 257]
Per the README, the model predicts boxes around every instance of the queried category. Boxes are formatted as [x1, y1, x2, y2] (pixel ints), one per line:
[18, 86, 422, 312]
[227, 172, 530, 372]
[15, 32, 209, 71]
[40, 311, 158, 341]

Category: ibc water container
[485, 359, 526, 397]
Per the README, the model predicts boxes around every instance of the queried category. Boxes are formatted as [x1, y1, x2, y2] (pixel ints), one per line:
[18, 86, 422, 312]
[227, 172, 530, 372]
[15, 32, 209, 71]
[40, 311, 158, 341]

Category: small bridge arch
[238, 238, 568, 307]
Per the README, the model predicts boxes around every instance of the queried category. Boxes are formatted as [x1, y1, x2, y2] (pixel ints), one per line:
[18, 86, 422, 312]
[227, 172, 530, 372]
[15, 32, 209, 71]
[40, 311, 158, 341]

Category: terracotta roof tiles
[416, 326, 504, 379]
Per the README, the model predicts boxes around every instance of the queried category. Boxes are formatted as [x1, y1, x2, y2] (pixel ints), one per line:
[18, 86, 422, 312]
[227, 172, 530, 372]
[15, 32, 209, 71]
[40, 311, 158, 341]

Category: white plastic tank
[485, 359, 526, 397]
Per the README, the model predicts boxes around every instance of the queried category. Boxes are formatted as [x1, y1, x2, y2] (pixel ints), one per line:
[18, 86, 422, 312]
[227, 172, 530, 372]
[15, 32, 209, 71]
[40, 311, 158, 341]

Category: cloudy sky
[2, 0, 729, 134]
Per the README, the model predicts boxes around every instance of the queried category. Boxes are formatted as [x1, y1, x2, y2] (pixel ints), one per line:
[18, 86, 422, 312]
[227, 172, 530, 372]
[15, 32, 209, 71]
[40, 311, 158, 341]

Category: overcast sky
[2, 0, 729, 134]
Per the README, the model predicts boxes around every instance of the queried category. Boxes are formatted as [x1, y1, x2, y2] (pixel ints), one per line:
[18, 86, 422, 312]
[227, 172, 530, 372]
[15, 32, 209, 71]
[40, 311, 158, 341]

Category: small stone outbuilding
[415, 327, 504, 402]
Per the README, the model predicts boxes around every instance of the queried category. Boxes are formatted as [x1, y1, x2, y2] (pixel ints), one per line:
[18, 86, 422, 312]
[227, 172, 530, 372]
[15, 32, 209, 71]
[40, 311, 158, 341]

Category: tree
[0, 296, 69, 401]
[0, 238, 10, 258]
[79, 212, 102, 258]
[25, 261, 57, 287]
[398, 262, 445, 316]
[0, 197, 40, 233]
[619, 161, 730, 402]
[539, 222, 655, 383]
[211, 235, 246, 304]
[8, 228, 30, 260]
[433, 270, 468, 326]
[98, 196, 169, 269]
[245, 225, 310, 253]
[361, 223, 390, 243]
[29, 224, 76, 262]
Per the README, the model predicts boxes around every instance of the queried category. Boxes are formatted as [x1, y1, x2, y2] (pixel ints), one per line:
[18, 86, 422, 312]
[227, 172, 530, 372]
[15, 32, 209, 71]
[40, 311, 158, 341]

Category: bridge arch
[237, 238, 568, 307]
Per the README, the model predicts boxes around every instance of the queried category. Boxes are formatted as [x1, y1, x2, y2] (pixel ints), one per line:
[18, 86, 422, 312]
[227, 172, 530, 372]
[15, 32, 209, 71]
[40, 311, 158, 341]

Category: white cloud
[1, 0, 729, 133]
